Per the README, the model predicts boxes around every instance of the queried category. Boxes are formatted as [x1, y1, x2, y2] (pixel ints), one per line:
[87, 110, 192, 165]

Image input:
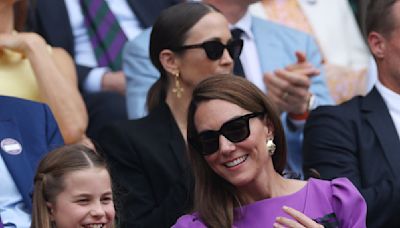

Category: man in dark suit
[0, 96, 64, 226]
[303, 0, 400, 227]
[28, 0, 180, 141]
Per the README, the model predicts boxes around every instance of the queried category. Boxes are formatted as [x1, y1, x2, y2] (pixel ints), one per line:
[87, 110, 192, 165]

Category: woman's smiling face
[194, 99, 274, 189]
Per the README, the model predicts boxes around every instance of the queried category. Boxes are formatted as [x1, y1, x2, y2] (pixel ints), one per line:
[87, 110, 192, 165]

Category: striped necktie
[80, 0, 128, 70]
[230, 28, 246, 78]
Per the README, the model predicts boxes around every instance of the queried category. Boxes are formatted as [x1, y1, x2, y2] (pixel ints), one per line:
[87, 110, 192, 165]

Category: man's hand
[264, 51, 318, 114]
[101, 71, 126, 95]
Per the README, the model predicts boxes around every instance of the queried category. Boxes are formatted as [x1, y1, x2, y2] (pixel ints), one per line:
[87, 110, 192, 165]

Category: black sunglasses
[189, 112, 264, 156]
[175, 39, 243, 60]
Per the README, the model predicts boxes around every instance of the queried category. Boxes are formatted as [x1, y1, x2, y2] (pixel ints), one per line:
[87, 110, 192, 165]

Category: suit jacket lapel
[0, 118, 34, 211]
[362, 88, 400, 175]
[166, 106, 187, 171]
[152, 103, 187, 171]
[37, 0, 74, 54]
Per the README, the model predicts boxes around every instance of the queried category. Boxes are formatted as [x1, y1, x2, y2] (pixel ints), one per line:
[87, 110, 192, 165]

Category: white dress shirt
[231, 12, 266, 93]
[64, 0, 143, 92]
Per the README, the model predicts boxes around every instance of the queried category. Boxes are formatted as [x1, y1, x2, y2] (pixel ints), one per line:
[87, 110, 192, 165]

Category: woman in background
[174, 75, 366, 228]
[31, 144, 115, 228]
[0, 0, 89, 145]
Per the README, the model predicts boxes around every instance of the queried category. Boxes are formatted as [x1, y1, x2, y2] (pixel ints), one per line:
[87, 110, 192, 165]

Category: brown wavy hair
[187, 75, 287, 228]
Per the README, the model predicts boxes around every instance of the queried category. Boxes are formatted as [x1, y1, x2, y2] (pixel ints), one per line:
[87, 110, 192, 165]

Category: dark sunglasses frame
[174, 39, 243, 60]
[190, 112, 265, 156]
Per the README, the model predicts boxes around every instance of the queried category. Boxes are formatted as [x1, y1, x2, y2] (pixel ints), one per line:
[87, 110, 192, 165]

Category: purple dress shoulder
[173, 178, 366, 228]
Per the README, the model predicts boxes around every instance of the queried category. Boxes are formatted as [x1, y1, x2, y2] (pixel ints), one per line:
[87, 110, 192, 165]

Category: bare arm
[0, 32, 89, 144]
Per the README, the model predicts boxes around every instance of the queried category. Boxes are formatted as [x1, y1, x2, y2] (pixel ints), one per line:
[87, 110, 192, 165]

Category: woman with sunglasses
[173, 75, 367, 228]
[97, 2, 243, 227]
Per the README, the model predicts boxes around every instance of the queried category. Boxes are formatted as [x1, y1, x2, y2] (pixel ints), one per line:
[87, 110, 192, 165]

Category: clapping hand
[263, 51, 318, 114]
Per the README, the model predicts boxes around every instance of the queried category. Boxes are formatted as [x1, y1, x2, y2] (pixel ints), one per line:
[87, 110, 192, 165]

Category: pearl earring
[266, 138, 276, 155]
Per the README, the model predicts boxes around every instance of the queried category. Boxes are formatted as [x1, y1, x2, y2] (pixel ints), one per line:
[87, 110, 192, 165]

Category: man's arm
[303, 106, 400, 227]
[123, 29, 159, 119]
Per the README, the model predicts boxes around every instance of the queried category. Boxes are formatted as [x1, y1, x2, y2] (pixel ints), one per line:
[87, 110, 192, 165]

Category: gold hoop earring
[267, 138, 276, 156]
[172, 72, 184, 98]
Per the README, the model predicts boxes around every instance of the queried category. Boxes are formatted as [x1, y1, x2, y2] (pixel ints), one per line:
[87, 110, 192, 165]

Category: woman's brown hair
[187, 75, 287, 228]
[31, 144, 114, 228]
[14, 0, 29, 31]
[146, 2, 218, 112]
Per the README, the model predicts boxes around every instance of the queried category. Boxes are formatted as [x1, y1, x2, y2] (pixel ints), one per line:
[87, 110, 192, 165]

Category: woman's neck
[0, 2, 14, 34]
[165, 88, 192, 142]
[238, 164, 306, 204]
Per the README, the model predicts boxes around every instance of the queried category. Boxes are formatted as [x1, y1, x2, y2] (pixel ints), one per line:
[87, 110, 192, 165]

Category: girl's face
[48, 167, 115, 228]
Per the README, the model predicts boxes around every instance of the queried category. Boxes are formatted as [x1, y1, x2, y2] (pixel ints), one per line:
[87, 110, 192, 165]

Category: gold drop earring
[172, 72, 184, 98]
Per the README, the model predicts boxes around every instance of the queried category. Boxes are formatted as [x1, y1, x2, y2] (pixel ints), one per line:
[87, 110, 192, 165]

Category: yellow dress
[0, 48, 42, 102]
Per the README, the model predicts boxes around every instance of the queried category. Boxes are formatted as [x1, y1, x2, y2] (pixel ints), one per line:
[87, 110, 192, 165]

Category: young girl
[31, 144, 115, 228]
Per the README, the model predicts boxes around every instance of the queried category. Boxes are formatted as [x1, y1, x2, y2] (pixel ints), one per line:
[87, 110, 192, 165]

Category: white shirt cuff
[84, 67, 109, 93]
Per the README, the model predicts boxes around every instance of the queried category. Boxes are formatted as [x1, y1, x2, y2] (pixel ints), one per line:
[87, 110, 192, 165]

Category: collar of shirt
[376, 79, 400, 140]
[376, 80, 400, 114]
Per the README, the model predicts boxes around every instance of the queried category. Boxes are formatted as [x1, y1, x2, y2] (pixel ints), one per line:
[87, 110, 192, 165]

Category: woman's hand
[0, 32, 47, 56]
[273, 206, 323, 228]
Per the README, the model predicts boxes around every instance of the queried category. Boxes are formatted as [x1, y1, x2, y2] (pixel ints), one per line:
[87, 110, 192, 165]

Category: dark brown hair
[14, 0, 29, 31]
[146, 2, 218, 112]
[187, 75, 287, 228]
[31, 144, 113, 228]
[366, 0, 399, 37]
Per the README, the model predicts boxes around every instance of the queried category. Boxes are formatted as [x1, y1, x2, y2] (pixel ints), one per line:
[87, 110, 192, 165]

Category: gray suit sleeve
[123, 28, 160, 119]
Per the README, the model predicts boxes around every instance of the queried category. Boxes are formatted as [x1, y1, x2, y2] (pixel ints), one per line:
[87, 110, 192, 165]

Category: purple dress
[173, 178, 366, 228]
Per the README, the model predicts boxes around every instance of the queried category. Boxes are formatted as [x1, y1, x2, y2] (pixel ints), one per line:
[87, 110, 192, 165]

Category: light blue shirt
[0, 155, 31, 228]
[64, 0, 144, 92]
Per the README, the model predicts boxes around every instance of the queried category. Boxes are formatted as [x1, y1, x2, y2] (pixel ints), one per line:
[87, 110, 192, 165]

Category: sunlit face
[177, 12, 234, 89]
[48, 167, 115, 228]
[194, 99, 274, 188]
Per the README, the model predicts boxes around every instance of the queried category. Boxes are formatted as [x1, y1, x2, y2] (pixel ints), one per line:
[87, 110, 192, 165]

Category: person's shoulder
[311, 94, 364, 118]
[251, 16, 312, 40]
[306, 177, 331, 189]
[172, 214, 206, 228]
[307, 177, 360, 197]
[124, 28, 152, 55]
[0, 95, 46, 110]
[100, 105, 167, 138]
